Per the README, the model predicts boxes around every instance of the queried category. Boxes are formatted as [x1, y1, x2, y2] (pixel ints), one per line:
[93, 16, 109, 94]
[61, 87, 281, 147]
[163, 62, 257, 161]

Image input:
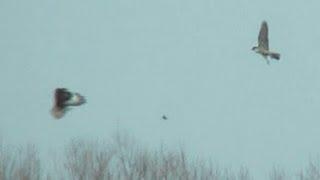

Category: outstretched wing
[258, 21, 269, 50]
[64, 93, 86, 106]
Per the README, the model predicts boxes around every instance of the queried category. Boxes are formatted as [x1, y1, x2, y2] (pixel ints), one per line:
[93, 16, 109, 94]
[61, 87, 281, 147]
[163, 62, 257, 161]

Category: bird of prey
[252, 21, 280, 64]
[51, 88, 86, 119]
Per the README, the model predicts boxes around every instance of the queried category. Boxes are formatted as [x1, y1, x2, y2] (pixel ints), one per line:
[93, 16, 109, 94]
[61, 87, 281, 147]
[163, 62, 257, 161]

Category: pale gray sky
[1, 0, 320, 179]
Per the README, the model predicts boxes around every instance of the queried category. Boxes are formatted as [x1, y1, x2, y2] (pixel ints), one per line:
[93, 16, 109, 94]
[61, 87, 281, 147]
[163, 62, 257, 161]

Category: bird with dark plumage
[252, 21, 280, 64]
[51, 88, 86, 119]
[162, 115, 168, 120]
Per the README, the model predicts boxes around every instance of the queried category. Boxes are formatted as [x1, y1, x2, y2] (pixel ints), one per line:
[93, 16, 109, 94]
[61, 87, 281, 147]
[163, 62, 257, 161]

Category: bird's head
[251, 46, 257, 51]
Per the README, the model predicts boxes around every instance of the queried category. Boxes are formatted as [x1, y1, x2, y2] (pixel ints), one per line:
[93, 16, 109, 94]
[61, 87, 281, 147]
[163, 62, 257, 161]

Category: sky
[1, 0, 320, 179]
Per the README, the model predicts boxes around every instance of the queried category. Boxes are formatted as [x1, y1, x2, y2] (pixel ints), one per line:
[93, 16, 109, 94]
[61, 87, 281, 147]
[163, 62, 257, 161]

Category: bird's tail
[270, 52, 280, 60]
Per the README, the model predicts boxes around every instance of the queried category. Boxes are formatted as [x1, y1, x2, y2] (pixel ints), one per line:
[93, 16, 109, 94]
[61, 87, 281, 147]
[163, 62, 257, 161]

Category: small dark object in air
[162, 115, 168, 120]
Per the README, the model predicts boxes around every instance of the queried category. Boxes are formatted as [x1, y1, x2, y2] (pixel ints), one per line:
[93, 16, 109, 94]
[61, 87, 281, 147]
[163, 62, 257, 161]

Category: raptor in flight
[51, 88, 86, 119]
[252, 21, 280, 64]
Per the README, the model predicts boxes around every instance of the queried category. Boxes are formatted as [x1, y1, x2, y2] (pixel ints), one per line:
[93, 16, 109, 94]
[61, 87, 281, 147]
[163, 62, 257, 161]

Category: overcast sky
[1, 0, 320, 179]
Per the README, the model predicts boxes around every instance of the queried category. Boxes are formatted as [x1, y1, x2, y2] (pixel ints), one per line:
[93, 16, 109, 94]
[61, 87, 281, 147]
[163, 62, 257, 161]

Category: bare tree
[297, 159, 320, 180]
[64, 138, 115, 180]
[238, 166, 252, 180]
[0, 143, 41, 180]
[60, 133, 256, 180]
[269, 166, 286, 180]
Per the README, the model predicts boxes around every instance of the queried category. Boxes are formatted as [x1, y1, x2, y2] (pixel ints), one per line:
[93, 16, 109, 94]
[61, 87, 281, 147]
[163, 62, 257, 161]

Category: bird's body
[51, 88, 86, 119]
[252, 21, 280, 64]
[162, 115, 168, 120]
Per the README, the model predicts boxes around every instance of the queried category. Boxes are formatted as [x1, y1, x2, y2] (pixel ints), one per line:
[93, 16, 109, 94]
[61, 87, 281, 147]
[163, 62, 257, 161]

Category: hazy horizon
[1, 0, 320, 179]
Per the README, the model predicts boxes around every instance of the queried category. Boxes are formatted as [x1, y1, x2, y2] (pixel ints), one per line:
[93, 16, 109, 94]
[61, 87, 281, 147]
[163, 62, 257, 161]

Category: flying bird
[51, 88, 86, 119]
[162, 115, 168, 120]
[252, 21, 280, 64]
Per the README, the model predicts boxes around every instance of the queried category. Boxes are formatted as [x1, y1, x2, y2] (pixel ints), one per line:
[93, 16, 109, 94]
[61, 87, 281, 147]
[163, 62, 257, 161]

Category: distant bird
[51, 88, 86, 119]
[252, 21, 280, 64]
[162, 115, 168, 120]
